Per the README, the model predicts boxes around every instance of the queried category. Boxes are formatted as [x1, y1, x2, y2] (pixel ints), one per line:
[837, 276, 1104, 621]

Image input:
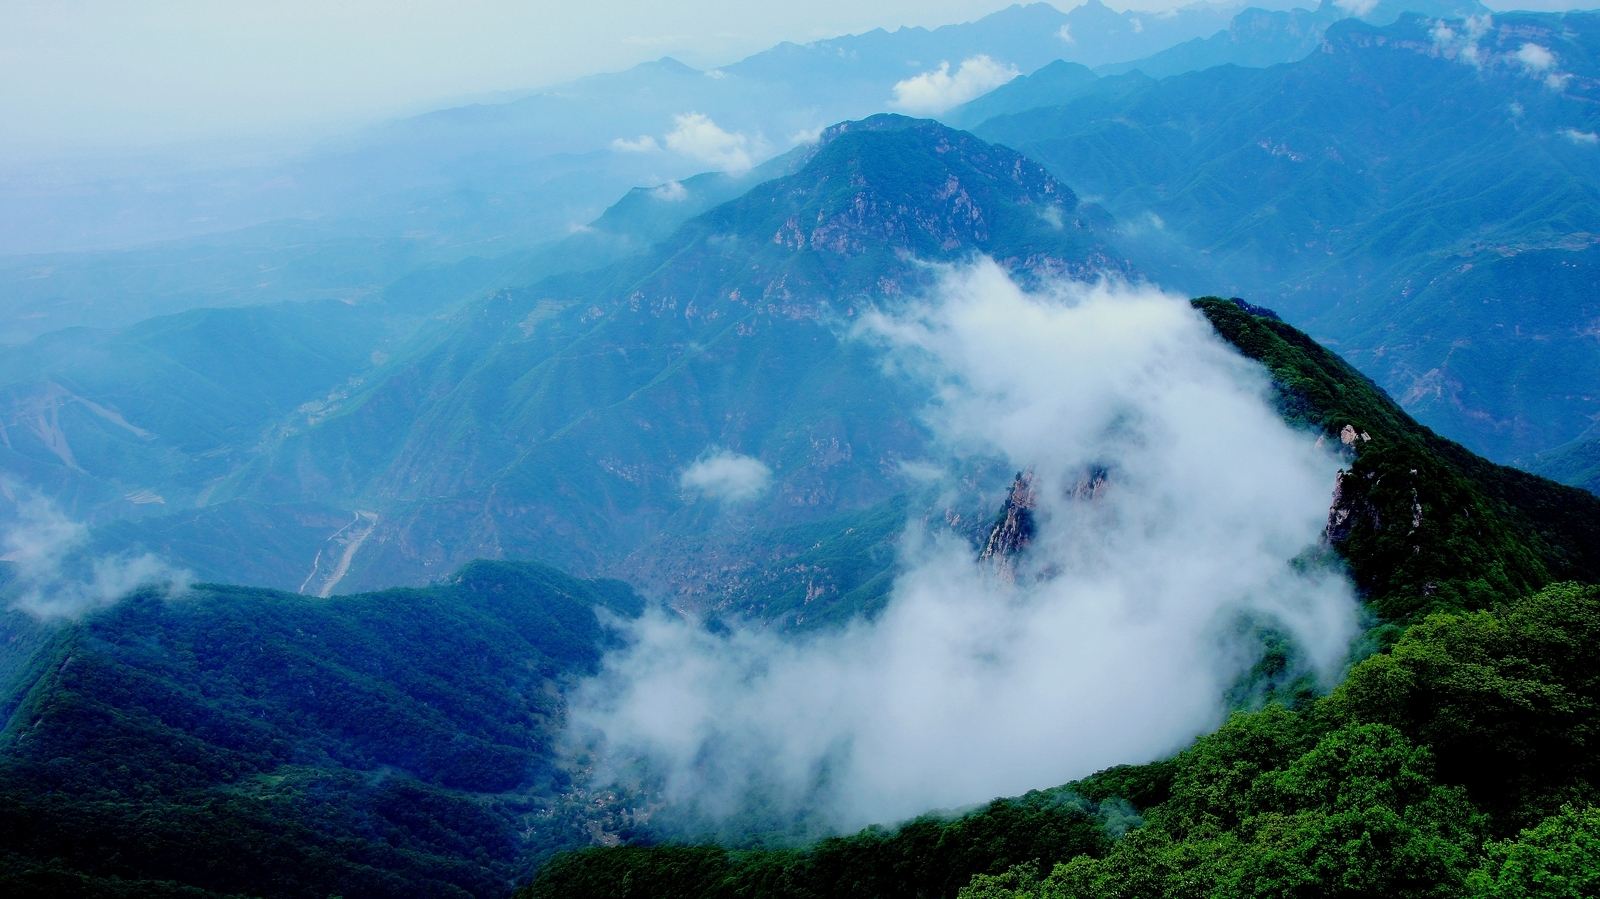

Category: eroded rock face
[1322, 425, 1427, 554]
[979, 472, 1038, 580]
[978, 465, 1111, 581]
[1339, 424, 1371, 446]
[1324, 467, 1380, 545]
[1069, 465, 1111, 503]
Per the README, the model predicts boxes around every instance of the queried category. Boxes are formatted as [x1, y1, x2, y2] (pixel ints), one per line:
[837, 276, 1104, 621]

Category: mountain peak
[575, 114, 1125, 326]
[980, 2, 1072, 24]
[728, 115, 1097, 265]
[808, 112, 942, 149]
[638, 55, 700, 75]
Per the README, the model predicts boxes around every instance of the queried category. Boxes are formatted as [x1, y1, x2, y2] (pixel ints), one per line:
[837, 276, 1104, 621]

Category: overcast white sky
[2, 0, 1593, 159]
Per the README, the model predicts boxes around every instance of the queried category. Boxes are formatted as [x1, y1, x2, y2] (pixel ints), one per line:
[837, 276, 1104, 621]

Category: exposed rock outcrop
[979, 472, 1037, 581]
[1324, 468, 1380, 545]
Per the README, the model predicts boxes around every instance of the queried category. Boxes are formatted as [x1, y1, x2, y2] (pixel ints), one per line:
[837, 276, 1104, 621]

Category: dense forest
[0, 563, 643, 897]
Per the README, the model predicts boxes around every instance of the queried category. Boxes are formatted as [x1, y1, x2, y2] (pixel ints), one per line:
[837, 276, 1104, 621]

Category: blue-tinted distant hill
[0, 1, 1247, 267]
[727, 0, 1247, 86]
[946, 60, 1104, 129]
[1094, 0, 1488, 81]
[1533, 431, 1600, 495]
[972, 10, 1600, 466]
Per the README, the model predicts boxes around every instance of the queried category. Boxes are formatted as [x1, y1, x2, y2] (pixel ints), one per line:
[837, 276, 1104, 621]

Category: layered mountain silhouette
[107, 116, 1124, 593]
[974, 10, 1600, 465]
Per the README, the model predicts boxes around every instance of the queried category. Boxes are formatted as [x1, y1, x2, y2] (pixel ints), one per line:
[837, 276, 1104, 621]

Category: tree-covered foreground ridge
[523, 300, 1600, 899]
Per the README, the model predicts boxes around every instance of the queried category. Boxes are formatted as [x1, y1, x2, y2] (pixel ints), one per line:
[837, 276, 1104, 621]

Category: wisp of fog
[566, 260, 1361, 834]
[0, 496, 191, 620]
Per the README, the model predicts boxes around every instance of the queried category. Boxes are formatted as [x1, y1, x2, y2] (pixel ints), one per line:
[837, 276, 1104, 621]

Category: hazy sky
[2, 0, 1021, 157]
[3, 0, 1593, 158]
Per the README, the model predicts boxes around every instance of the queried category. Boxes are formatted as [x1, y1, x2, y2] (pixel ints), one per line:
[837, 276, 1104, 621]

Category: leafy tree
[1466, 805, 1600, 899]
[1329, 583, 1600, 824]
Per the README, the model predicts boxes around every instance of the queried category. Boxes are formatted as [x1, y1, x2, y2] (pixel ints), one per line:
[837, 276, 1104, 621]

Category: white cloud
[1057, 24, 1074, 44]
[1335, 0, 1378, 16]
[1, 496, 191, 619]
[1546, 72, 1573, 91]
[1462, 15, 1493, 67]
[890, 55, 1020, 115]
[651, 179, 689, 201]
[789, 125, 825, 146]
[679, 449, 772, 503]
[1121, 210, 1167, 237]
[664, 112, 753, 173]
[1433, 15, 1493, 68]
[569, 261, 1361, 834]
[611, 134, 660, 153]
[1516, 42, 1556, 72]
[1561, 128, 1599, 145]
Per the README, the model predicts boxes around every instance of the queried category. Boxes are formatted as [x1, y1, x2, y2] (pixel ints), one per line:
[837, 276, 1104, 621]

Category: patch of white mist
[0, 496, 191, 620]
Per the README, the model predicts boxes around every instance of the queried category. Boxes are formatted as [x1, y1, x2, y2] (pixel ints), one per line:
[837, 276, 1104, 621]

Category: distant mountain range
[5, 3, 1600, 586]
[10, 3, 1600, 602]
[0, 1, 1261, 268]
[1093, 0, 1489, 80]
[972, 9, 1600, 466]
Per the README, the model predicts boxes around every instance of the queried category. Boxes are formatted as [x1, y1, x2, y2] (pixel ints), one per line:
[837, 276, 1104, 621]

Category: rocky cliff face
[979, 466, 1113, 581]
[592, 114, 1128, 325]
[979, 472, 1037, 581]
[1324, 467, 1379, 545]
[1321, 425, 1426, 574]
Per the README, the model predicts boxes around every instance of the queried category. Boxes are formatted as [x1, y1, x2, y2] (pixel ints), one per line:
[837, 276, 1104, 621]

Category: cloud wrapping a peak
[651, 179, 689, 201]
[890, 55, 1020, 114]
[568, 261, 1361, 835]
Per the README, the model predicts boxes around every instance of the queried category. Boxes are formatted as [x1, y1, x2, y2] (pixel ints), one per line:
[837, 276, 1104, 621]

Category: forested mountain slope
[0, 562, 640, 897]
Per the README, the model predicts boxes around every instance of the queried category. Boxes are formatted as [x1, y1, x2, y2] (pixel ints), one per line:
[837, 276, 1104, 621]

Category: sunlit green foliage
[1466, 805, 1600, 899]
